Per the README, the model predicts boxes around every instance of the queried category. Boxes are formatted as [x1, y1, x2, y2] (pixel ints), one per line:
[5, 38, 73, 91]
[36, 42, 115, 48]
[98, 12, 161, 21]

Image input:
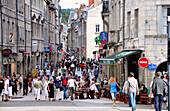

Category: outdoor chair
[140, 93, 149, 105]
[116, 92, 121, 101]
[124, 94, 128, 104]
[93, 90, 101, 99]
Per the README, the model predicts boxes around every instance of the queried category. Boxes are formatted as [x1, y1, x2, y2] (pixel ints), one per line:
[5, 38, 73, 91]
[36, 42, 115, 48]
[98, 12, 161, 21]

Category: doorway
[127, 53, 141, 80]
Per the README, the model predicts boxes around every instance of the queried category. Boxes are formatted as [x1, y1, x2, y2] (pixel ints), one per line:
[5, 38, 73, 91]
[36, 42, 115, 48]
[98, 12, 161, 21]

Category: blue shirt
[53, 80, 61, 87]
[109, 82, 117, 93]
[94, 68, 98, 76]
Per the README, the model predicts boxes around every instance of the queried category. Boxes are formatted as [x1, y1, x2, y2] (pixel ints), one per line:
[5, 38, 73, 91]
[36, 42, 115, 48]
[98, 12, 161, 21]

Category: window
[167, 8, 170, 34]
[95, 25, 100, 33]
[127, 12, 131, 38]
[162, 7, 170, 34]
[134, 9, 139, 37]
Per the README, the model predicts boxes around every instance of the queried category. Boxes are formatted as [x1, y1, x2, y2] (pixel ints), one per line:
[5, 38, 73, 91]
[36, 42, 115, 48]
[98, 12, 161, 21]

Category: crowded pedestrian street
[0, 0, 170, 111]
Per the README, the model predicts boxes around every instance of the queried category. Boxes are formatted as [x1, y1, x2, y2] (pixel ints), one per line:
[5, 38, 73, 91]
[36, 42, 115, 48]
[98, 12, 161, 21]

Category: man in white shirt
[33, 76, 37, 96]
[4, 76, 9, 101]
[34, 77, 43, 100]
[127, 72, 139, 111]
[39, 68, 44, 79]
[67, 76, 76, 101]
[46, 67, 51, 80]
[90, 82, 98, 99]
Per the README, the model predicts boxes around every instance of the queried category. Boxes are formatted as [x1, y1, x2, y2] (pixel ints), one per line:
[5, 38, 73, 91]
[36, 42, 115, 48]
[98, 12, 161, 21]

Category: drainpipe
[16, 0, 19, 74]
[30, 0, 33, 73]
[48, 5, 51, 63]
[24, 0, 26, 75]
[0, 0, 3, 76]
[122, 0, 125, 82]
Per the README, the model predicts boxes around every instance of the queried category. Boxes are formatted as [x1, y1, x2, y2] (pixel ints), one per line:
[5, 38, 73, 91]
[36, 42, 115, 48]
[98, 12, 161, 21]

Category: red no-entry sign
[138, 57, 149, 67]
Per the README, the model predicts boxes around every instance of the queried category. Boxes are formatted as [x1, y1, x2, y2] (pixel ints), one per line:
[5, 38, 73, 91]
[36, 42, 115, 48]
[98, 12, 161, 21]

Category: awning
[100, 50, 139, 64]
[23, 51, 30, 55]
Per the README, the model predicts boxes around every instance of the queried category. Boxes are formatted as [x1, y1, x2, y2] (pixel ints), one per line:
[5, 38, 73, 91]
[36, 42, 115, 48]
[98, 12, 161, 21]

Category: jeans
[128, 94, 132, 106]
[129, 91, 136, 110]
[95, 75, 98, 81]
[154, 94, 163, 111]
[68, 87, 74, 100]
[62, 86, 67, 99]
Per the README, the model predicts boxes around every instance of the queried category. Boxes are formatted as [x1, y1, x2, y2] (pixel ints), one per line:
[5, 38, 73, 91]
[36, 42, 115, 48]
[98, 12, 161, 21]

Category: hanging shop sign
[100, 32, 107, 44]
[2, 49, 12, 56]
[32, 41, 38, 46]
[50, 45, 52, 52]
[99, 44, 103, 49]
[32, 69, 38, 77]
[94, 35, 100, 45]
[44, 47, 50, 53]
[61, 49, 64, 52]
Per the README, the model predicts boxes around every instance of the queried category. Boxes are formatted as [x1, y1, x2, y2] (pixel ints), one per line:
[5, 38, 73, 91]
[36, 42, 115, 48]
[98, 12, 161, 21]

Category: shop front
[100, 50, 141, 84]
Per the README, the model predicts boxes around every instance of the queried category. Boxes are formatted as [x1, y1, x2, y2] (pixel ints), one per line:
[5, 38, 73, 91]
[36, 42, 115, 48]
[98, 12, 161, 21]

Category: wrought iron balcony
[102, 1, 109, 13]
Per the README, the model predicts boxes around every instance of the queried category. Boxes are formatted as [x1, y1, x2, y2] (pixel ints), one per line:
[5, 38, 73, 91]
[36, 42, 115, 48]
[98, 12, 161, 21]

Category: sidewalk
[8, 92, 168, 111]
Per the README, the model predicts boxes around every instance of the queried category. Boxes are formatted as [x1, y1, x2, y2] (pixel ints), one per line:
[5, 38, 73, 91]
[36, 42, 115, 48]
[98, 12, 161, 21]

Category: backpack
[62, 77, 67, 85]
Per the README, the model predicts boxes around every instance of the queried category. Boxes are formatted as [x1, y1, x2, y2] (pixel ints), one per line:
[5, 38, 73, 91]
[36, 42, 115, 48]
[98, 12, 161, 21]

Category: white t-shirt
[46, 70, 51, 76]
[64, 66, 67, 70]
[33, 79, 37, 87]
[5, 79, 9, 89]
[58, 76, 62, 80]
[52, 71, 54, 76]
[90, 84, 98, 92]
[39, 70, 44, 76]
[68, 79, 75, 87]
[44, 81, 49, 89]
[71, 64, 75, 68]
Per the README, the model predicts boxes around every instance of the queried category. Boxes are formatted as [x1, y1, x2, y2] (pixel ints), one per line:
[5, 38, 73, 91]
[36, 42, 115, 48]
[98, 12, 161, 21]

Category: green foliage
[62, 11, 70, 23]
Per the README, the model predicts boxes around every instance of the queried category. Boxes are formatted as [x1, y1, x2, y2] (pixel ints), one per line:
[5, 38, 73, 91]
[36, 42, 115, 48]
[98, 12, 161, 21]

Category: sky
[60, 0, 89, 9]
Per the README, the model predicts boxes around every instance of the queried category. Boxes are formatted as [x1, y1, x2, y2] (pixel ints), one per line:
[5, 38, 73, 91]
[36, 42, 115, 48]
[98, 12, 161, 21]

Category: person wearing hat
[127, 72, 139, 111]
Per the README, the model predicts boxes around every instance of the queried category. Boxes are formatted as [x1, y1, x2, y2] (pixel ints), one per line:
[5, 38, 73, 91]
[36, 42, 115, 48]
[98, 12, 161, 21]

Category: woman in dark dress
[48, 79, 54, 101]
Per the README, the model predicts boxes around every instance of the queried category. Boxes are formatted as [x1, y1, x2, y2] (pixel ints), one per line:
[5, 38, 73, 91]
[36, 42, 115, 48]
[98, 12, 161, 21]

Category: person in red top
[61, 73, 68, 99]
[28, 77, 32, 92]
[68, 67, 71, 74]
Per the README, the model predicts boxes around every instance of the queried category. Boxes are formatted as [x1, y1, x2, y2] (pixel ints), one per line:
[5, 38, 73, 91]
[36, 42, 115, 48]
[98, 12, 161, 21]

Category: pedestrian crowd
[0, 55, 100, 102]
[0, 55, 169, 111]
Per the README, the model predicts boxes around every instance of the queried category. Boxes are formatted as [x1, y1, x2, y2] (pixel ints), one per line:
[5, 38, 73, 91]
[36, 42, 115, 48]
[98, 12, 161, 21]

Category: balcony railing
[102, 1, 109, 13]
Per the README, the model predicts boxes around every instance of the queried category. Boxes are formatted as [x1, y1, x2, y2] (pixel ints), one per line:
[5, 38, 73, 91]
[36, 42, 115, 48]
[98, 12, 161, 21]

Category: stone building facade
[86, 3, 103, 59]
[68, 0, 103, 60]
[0, 0, 61, 77]
[101, 0, 170, 87]
[124, 0, 170, 87]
